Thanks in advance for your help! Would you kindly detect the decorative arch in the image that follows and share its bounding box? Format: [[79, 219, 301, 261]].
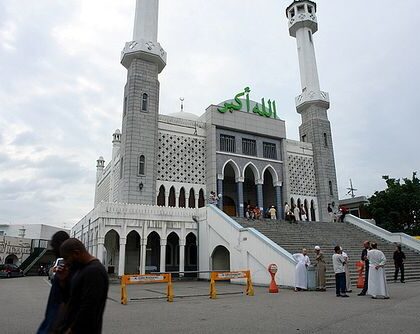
[[157, 185, 166, 206], [179, 187, 186, 208], [242, 162, 260, 181], [188, 188, 195, 208], [125, 230, 141, 274], [185, 232, 198, 276], [5, 254, 18, 265], [166, 232, 180, 271], [211, 245, 230, 271], [104, 229, 120, 273], [146, 231, 161, 272], [222, 159, 240, 180], [261, 165, 279, 185], [198, 189, 205, 208], [147, 230, 162, 239], [168, 186, 176, 207]]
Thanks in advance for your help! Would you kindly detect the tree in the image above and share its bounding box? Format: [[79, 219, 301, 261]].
[[365, 172, 420, 235]]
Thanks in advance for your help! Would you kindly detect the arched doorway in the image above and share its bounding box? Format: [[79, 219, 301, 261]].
[[222, 163, 237, 216], [211, 245, 230, 271], [157, 185, 165, 206], [166, 232, 179, 272], [179, 188, 186, 208], [198, 189, 205, 208], [146, 232, 160, 273], [188, 188, 195, 208], [168, 187, 176, 207], [104, 229, 120, 275], [185, 233, 197, 277], [5, 254, 18, 265], [263, 168, 276, 213], [125, 231, 140, 274], [244, 165, 257, 209]]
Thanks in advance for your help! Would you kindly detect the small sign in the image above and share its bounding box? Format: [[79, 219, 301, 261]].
[[217, 272, 247, 279], [129, 275, 164, 282]]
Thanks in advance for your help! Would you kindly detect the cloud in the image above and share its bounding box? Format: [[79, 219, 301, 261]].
[[0, 0, 419, 227]]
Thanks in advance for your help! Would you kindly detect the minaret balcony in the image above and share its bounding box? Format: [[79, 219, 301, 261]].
[[288, 12, 318, 37], [121, 39, 167, 73], [295, 90, 329, 113]]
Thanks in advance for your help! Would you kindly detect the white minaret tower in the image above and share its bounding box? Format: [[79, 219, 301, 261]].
[[117, 0, 166, 204], [286, 0, 339, 221]]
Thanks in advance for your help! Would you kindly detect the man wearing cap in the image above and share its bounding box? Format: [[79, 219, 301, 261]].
[[314, 246, 326, 291]]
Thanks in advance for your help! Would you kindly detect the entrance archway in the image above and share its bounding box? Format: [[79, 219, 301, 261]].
[[244, 165, 257, 209], [146, 232, 161, 273], [104, 229, 120, 274], [185, 233, 197, 277], [222, 163, 237, 216], [166, 232, 179, 272], [5, 254, 18, 265], [211, 245, 230, 271], [263, 168, 276, 213], [125, 231, 140, 274]]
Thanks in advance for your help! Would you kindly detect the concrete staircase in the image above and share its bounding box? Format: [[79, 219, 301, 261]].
[[237, 219, 420, 288]]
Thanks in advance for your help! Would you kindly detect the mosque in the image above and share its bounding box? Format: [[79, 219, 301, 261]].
[[72, 0, 340, 286]]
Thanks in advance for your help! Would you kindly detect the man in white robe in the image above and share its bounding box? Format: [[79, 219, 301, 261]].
[[367, 243, 390, 299], [293, 248, 310, 291]]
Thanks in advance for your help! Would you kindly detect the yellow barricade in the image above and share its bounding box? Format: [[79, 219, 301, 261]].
[[121, 274, 174, 304], [209, 270, 254, 299]]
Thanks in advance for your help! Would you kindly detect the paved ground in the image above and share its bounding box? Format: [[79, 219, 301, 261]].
[[0, 276, 419, 333]]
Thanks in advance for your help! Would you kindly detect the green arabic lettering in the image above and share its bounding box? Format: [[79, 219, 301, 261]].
[[272, 100, 277, 119], [245, 87, 251, 112], [265, 99, 273, 118]]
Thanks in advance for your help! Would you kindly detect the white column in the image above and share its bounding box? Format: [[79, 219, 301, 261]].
[[175, 192, 180, 207], [160, 239, 167, 273], [195, 195, 199, 209], [118, 238, 127, 276], [179, 239, 185, 277], [97, 239, 105, 265], [140, 239, 147, 274]]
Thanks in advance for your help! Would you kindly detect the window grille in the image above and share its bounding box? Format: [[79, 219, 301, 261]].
[[220, 134, 236, 153], [242, 138, 257, 156]]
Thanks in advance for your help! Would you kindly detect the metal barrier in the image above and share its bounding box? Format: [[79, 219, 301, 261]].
[[209, 270, 254, 299], [121, 274, 174, 304]]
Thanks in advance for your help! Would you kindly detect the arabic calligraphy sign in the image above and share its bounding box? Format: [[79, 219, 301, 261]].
[[217, 87, 277, 119]]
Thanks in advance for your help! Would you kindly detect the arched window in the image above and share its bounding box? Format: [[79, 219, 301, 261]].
[[157, 185, 166, 206], [198, 189, 205, 208], [138, 155, 145, 175], [188, 188, 195, 208], [141, 93, 148, 112], [168, 187, 176, 207]]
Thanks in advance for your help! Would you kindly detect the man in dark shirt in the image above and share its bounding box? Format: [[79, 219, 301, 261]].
[[60, 238, 109, 334], [37, 231, 69, 334], [393, 245, 406, 283], [358, 240, 371, 296]]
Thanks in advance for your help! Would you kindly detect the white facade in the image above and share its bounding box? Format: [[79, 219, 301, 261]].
[[0, 236, 32, 265], [0, 223, 69, 240]]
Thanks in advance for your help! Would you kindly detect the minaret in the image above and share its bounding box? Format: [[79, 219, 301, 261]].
[[118, 0, 166, 204], [286, 0, 339, 221], [94, 156, 105, 206]]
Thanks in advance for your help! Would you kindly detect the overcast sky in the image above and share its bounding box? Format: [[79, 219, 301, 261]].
[[1, 0, 419, 228]]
